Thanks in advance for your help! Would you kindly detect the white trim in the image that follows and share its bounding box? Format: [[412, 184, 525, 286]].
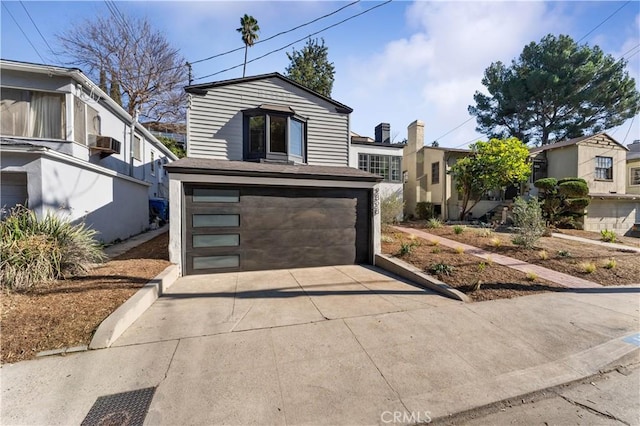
[[169, 172, 377, 189], [2, 145, 151, 186]]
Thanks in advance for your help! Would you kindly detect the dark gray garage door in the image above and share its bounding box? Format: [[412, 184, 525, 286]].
[[184, 184, 371, 275]]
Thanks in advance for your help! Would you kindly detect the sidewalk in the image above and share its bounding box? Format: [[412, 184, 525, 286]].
[[103, 224, 169, 259], [394, 226, 602, 289], [552, 232, 640, 253]]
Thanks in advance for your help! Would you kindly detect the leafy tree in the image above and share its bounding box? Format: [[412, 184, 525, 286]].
[[57, 15, 187, 123], [534, 177, 590, 228], [237, 14, 260, 78], [469, 34, 640, 145], [511, 197, 546, 249], [158, 136, 186, 159], [448, 137, 531, 220], [285, 38, 335, 97]]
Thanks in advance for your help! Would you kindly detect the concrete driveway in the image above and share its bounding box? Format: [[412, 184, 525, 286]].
[[2, 266, 638, 425]]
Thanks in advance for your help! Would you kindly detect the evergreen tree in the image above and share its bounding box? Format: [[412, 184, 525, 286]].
[[285, 38, 335, 97]]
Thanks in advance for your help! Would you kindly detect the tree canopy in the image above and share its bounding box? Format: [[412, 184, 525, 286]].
[[448, 137, 531, 220], [237, 14, 260, 78], [469, 34, 640, 145], [285, 38, 335, 97], [57, 15, 187, 123]]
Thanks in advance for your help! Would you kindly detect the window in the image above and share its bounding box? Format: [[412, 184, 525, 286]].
[[357, 154, 402, 183], [73, 97, 101, 145], [133, 136, 141, 160], [243, 107, 306, 162], [631, 167, 640, 186], [150, 151, 155, 175], [431, 162, 440, 184], [1, 88, 65, 139], [595, 156, 613, 180]]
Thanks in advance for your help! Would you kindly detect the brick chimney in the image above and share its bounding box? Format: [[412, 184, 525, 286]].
[[375, 123, 391, 144]]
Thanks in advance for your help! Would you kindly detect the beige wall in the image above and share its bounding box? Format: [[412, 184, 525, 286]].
[[402, 120, 424, 217], [576, 140, 627, 194], [546, 145, 578, 181], [584, 199, 639, 235], [626, 158, 640, 195]]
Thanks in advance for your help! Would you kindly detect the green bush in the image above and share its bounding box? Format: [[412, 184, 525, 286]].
[[380, 193, 404, 225], [416, 202, 435, 220], [453, 225, 465, 234], [426, 218, 443, 228], [534, 176, 590, 229], [533, 177, 558, 191], [558, 180, 589, 197], [0, 206, 106, 291], [510, 197, 546, 249], [600, 229, 617, 243], [429, 262, 454, 276]]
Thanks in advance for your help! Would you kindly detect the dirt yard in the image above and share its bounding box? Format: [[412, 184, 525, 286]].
[[1, 232, 170, 365]]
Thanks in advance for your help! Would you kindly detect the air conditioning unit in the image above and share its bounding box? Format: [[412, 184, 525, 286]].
[[89, 135, 121, 155]]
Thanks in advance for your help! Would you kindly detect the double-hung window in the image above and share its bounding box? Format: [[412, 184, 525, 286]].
[[1, 87, 65, 139], [243, 104, 306, 163], [595, 156, 613, 180], [630, 167, 640, 186]]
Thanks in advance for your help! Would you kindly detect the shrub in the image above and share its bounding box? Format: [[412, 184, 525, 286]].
[[381, 234, 395, 243], [557, 250, 571, 257], [0, 206, 105, 291], [429, 262, 454, 276], [485, 256, 494, 265], [430, 239, 440, 246], [538, 250, 549, 260], [600, 229, 617, 243], [603, 258, 617, 269], [490, 237, 503, 247], [426, 218, 443, 229], [416, 202, 435, 220], [579, 262, 597, 274], [455, 246, 465, 254], [525, 271, 538, 281], [381, 193, 404, 225], [534, 177, 590, 229], [477, 262, 487, 272], [476, 228, 493, 238], [431, 247, 441, 254], [453, 225, 465, 234], [510, 197, 546, 249]]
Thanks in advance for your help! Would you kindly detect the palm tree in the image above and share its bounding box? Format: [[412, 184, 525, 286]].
[[236, 14, 260, 78]]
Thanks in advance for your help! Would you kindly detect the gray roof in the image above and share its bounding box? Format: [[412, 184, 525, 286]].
[[351, 140, 406, 148], [165, 158, 382, 182], [185, 72, 353, 114]]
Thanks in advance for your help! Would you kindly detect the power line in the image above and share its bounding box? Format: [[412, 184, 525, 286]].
[[2, 2, 46, 63], [577, 1, 630, 43], [622, 113, 637, 144], [19, 1, 55, 56], [190, 0, 361, 65], [432, 117, 475, 143], [194, 0, 393, 82]]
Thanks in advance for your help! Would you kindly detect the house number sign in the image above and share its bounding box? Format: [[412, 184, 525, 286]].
[[373, 188, 380, 216]]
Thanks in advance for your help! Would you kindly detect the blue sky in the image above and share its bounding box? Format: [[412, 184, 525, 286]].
[[2, 0, 639, 147]]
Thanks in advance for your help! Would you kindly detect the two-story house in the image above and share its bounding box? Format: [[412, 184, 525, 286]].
[[0, 59, 178, 243], [166, 73, 381, 276]]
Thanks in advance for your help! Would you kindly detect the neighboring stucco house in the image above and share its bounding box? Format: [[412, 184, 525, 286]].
[[0, 59, 178, 243], [350, 123, 404, 199], [402, 120, 502, 220], [167, 73, 381, 275], [530, 133, 639, 235], [627, 140, 640, 196]]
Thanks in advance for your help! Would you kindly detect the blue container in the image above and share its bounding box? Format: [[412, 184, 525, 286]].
[[149, 198, 169, 224]]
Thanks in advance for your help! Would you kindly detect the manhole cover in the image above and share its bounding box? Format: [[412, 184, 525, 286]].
[[81, 387, 156, 426]]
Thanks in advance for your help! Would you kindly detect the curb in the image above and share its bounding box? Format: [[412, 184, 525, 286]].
[[374, 253, 471, 302], [89, 264, 179, 349]]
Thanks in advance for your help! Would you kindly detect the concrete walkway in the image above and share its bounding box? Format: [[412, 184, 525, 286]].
[[2, 266, 638, 425], [395, 226, 602, 289], [552, 232, 640, 253], [103, 225, 169, 259]]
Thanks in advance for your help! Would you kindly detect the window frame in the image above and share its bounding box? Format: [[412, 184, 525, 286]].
[[431, 162, 440, 185], [242, 106, 307, 163], [1, 87, 66, 140], [357, 153, 402, 183], [133, 135, 142, 161], [595, 156, 613, 181], [630, 167, 640, 186]]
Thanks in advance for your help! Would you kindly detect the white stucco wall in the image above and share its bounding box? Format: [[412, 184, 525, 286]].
[[349, 143, 404, 199]]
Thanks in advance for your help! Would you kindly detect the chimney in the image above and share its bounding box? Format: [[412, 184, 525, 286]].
[[628, 140, 640, 152], [375, 123, 391, 144]]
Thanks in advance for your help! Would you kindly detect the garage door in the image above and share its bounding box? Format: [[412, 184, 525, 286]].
[[0, 172, 28, 210], [184, 184, 371, 275]]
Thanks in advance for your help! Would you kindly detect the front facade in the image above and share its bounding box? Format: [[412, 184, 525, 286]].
[[0, 59, 178, 243], [171, 74, 380, 276], [349, 123, 404, 199]]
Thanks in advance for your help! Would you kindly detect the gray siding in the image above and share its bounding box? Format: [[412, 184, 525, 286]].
[[188, 78, 349, 166]]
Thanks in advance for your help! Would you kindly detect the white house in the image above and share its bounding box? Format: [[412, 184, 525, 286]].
[[0, 59, 178, 243]]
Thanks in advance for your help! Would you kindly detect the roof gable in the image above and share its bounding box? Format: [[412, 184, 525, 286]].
[[529, 133, 628, 154], [185, 72, 352, 113]]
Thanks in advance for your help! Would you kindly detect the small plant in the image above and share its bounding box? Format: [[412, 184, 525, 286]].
[[416, 202, 435, 220], [426, 218, 443, 229], [525, 271, 538, 281], [538, 250, 549, 260], [431, 247, 441, 254], [380, 193, 405, 225], [603, 258, 617, 269], [455, 246, 465, 254], [430, 239, 440, 246], [477, 262, 487, 272], [557, 250, 571, 257], [490, 237, 503, 247], [579, 262, 597, 274], [476, 228, 493, 238], [399, 242, 414, 256], [510, 197, 546, 249], [429, 262, 454, 276], [381, 234, 395, 243], [453, 225, 465, 234], [600, 229, 617, 243], [485, 256, 494, 266]]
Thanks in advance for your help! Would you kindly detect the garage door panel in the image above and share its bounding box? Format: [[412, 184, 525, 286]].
[[184, 184, 371, 274]]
